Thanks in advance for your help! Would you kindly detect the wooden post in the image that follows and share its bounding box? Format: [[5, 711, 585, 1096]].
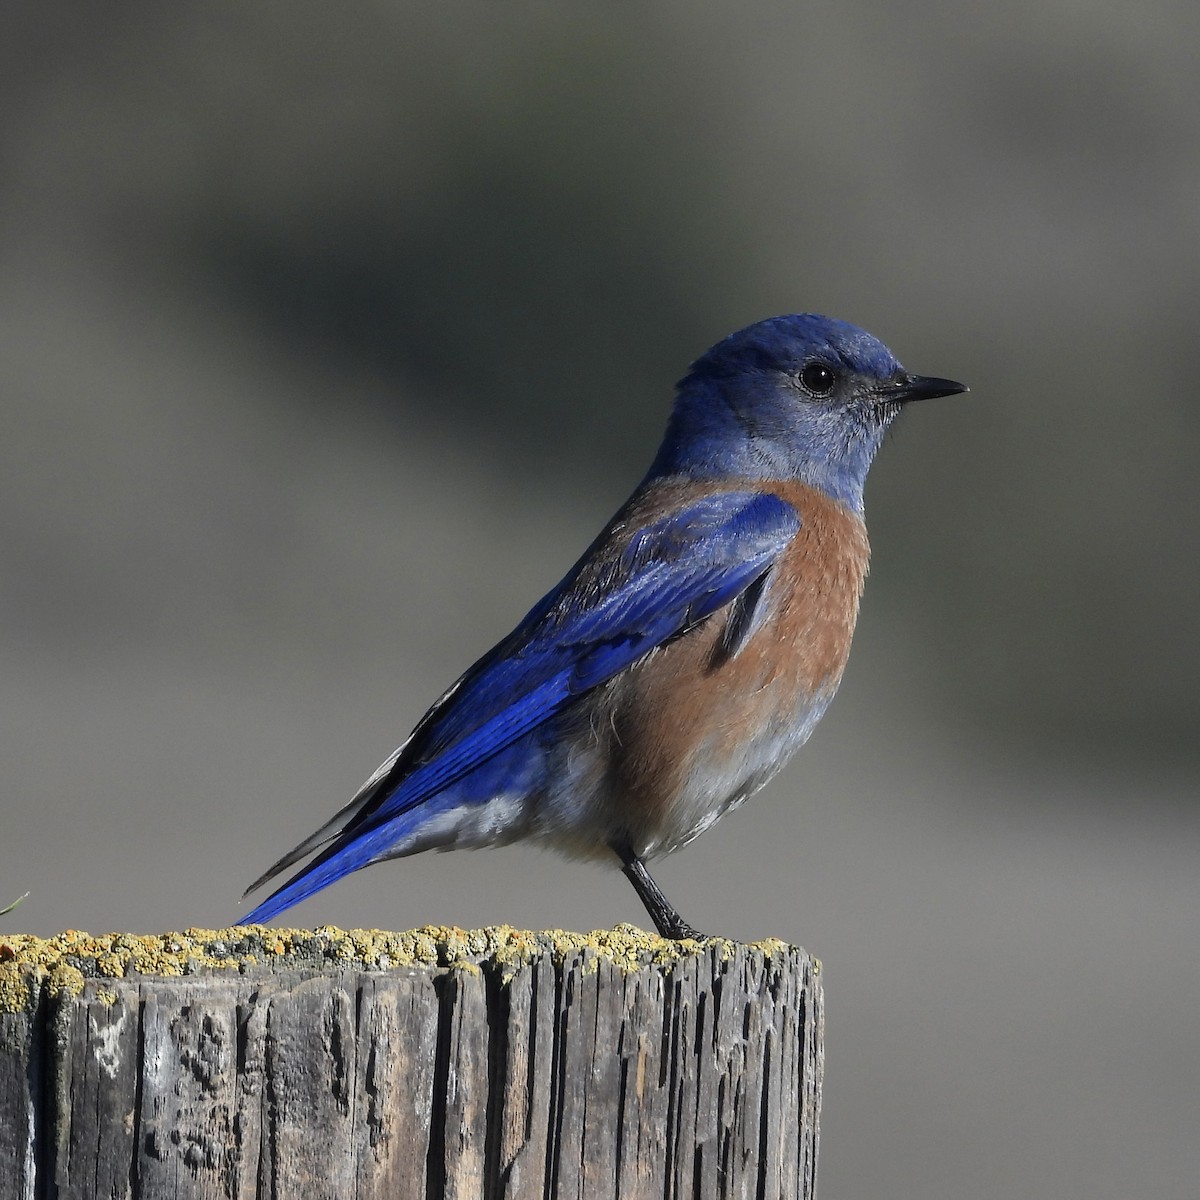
[[0, 925, 822, 1199]]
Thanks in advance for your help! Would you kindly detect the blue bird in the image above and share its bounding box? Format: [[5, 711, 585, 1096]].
[[241, 314, 965, 938]]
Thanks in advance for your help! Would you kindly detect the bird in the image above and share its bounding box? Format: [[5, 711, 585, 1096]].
[[241, 314, 965, 938]]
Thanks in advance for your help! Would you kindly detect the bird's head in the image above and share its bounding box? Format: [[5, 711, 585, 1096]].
[[647, 314, 966, 512]]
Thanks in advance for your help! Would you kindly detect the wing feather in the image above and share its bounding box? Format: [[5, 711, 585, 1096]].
[[240, 489, 800, 922]]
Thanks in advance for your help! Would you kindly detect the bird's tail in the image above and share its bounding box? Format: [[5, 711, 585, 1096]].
[[238, 799, 442, 925]]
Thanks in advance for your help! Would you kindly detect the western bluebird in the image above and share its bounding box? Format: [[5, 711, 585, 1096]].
[[241, 314, 965, 938]]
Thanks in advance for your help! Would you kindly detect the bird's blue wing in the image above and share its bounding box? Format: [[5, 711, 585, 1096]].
[[367, 490, 800, 813], [241, 489, 799, 922]]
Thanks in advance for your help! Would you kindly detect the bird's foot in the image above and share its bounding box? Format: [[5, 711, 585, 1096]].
[[612, 838, 711, 942], [651, 913, 709, 942]]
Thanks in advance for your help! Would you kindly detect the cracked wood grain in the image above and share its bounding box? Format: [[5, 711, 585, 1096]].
[[0, 938, 821, 1199]]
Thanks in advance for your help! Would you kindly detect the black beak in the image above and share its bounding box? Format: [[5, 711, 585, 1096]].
[[880, 374, 969, 404]]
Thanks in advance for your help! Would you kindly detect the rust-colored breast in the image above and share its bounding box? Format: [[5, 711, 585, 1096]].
[[755, 479, 871, 693], [598, 479, 870, 849]]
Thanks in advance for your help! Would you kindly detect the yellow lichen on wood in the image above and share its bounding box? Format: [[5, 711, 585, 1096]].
[[0, 923, 801, 1012]]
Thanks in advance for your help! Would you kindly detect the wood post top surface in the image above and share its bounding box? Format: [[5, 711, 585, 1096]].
[[1, 923, 815, 1013]]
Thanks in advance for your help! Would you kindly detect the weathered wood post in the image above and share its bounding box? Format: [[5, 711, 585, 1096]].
[[0, 925, 822, 1199]]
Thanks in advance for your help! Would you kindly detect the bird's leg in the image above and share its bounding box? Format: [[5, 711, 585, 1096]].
[[611, 839, 707, 941]]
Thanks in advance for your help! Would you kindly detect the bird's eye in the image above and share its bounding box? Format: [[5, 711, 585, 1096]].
[[798, 361, 837, 396]]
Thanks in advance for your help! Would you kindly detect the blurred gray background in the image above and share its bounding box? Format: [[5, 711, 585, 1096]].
[[2, 4, 1197, 1197]]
